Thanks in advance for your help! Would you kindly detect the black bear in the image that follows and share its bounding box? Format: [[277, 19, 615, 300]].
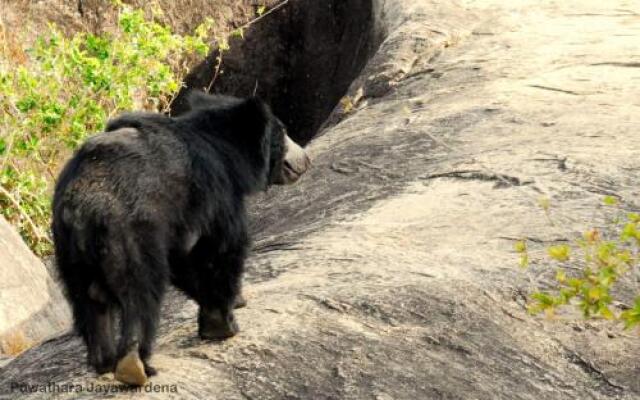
[[52, 92, 310, 386]]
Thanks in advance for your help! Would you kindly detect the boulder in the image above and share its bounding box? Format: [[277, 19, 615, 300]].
[[0, 217, 69, 359]]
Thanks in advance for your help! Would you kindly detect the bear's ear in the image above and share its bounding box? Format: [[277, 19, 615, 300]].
[[231, 97, 270, 138]]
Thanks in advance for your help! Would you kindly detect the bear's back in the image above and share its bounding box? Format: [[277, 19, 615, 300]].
[[54, 125, 191, 225]]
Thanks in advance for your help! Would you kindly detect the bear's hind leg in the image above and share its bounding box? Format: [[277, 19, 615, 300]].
[[112, 242, 167, 385], [75, 299, 117, 374], [85, 282, 117, 374], [115, 301, 161, 380], [113, 295, 146, 386], [138, 300, 161, 377]]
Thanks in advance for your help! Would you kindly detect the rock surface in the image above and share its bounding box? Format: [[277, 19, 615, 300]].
[[1, 0, 639, 398], [0, 217, 69, 358]]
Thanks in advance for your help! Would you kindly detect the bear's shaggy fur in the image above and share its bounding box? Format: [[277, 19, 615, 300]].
[[52, 92, 309, 384]]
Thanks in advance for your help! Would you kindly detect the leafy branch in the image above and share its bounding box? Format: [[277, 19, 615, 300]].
[[517, 196, 640, 329]]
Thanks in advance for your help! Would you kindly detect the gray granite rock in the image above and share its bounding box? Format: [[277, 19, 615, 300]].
[[0, 217, 70, 358], [1, 0, 638, 398]]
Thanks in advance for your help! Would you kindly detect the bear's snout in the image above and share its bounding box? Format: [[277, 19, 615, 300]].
[[281, 135, 311, 184]]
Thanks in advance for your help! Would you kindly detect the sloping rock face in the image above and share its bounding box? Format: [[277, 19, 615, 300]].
[[1, 0, 639, 398], [0, 217, 69, 358]]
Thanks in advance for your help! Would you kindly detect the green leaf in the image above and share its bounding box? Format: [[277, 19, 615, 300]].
[[548, 245, 570, 261], [531, 292, 556, 308], [567, 278, 583, 289], [603, 195, 618, 206], [514, 240, 527, 253], [628, 212, 640, 223], [519, 253, 529, 269], [85, 34, 110, 60], [232, 28, 244, 39], [621, 297, 640, 329], [218, 38, 230, 52], [621, 222, 639, 242], [16, 97, 38, 113], [538, 196, 550, 211], [599, 305, 615, 320], [559, 288, 577, 303]]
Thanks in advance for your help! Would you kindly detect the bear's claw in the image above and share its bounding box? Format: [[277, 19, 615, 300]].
[[234, 293, 247, 309]]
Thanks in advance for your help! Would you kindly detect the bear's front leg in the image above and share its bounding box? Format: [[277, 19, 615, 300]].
[[195, 245, 246, 340], [198, 307, 239, 339]]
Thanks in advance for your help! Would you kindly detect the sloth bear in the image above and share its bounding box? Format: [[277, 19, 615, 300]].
[[52, 92, 310, 385]]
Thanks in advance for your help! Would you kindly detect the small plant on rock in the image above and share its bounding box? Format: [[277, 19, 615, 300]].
[[517, 196, 640, 329]]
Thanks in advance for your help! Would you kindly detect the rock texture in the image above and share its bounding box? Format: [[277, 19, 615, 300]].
[[0, 217, 69, 358], [1, 0, 639, 398]]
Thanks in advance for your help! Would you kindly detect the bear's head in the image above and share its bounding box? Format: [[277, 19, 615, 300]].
[[265, 117, 311, 185], [185, 91, 311, 188]]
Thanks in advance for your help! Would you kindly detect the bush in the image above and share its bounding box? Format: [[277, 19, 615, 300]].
[[0, 5, 213, 255], [517, 196, 640, 329]]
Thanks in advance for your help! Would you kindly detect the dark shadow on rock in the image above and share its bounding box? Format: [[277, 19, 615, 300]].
[[171, 0, 386, 145]]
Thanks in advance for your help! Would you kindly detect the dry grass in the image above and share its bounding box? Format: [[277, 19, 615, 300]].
[[0, 330, 32, 356], [0, 21, 27, 65], [1, 0, 280, 45]]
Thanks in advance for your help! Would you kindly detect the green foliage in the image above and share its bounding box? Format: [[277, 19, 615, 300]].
[[547, 244, 570, 262], [0, 5, 213, 255], [520, 197, 640, 329], [514, 240, 529, 268]]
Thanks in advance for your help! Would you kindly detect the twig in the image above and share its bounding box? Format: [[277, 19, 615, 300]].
[[0, 11, 7, 60], [0, 184, 51, 244], [423, 169, 531, 187], [0, 120, 16, 174], [238, 0, 290, 31], [0, 105, 49, 244], [206, 51, 224, 92], [528, 84, 582, 96], [498, 236, 569, 244]]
